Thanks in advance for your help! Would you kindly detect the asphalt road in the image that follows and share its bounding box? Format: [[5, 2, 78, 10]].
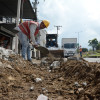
[[84, 58, 100, 63]]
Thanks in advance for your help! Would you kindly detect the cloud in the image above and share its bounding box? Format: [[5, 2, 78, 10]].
[[32, 0, 100, 48]]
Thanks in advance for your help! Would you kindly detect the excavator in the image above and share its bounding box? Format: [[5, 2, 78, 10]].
[[45, 34, 64, 58]]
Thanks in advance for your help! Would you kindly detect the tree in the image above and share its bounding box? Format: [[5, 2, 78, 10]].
[[88, 38, 98, 51], [96, 42, 100, 50]]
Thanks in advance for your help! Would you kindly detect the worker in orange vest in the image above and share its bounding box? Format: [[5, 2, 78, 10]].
[[79, 45, 82, 57], [15, 20, 50, 63]]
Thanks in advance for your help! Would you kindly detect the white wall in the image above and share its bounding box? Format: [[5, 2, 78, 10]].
[[33, 29, 47, 58], [38, 29, 47, 47]]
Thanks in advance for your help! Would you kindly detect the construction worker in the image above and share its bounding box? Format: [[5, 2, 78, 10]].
[[15, 20, 50, 63], [79, 45, 82, 57]]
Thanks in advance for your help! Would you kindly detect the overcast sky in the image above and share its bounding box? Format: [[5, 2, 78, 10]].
[[31, 0, 100, 48]]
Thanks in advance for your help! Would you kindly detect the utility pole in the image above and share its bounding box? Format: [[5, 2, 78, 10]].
[[78, 32, 79, 47], [32, 0, 39, 21], [54, 25, 62, 46], [54, 26, 62, 36]]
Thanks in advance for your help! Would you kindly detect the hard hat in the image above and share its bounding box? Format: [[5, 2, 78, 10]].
[[42, 20, 50, 28]]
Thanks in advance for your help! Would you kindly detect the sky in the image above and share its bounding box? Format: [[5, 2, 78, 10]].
[[31, 0, 100, 49]]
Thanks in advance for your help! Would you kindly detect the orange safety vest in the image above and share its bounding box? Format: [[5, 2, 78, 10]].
[[18, 21, 39, 39], [80, 48, 82, 52]]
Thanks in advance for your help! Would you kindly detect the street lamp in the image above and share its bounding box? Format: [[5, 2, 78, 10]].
[[75, 31, 82, 48]]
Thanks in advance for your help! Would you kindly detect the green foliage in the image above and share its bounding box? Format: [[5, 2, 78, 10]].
[[96, 50, 100, 53], [88, 38, 98, 51], [82, 48, 88, 52], [96, 42, 100, 50]]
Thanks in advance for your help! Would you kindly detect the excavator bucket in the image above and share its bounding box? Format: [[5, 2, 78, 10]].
[[35, 46, 49, 55]]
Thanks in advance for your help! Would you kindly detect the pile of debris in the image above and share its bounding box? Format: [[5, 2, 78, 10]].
[[58, 60, 100, 99], [0, 47, 14, 60], [0, 54, 100, 100]]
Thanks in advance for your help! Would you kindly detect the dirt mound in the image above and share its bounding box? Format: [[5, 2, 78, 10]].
[[57, 60, 100, 99], [0, 55, 100, 100]]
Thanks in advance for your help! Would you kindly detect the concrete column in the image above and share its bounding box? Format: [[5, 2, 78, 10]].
[[15, 0, 21, 53]]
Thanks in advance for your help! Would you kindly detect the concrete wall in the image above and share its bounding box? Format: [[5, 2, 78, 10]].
[[33, 29, 47, 59]]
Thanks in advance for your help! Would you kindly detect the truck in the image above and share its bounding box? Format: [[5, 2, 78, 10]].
[[62, 38, 77, 57]]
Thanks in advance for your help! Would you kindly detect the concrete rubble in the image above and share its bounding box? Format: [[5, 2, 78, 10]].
[[37, 94, 48, 100], [0, 47, 14, 60]]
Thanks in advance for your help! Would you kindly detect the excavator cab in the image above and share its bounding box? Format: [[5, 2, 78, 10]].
[[46, 34, 58, 47]]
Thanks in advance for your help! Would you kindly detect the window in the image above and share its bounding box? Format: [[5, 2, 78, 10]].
[[64, 43, 76, 48]]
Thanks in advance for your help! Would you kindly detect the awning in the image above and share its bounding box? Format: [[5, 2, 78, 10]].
[[0, 23, 18, 37], [0, 0, 37, 20]]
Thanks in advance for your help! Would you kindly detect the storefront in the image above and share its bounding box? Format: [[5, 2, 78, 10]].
[[0, 0, 37, 51], [0, 24, 17, 49]]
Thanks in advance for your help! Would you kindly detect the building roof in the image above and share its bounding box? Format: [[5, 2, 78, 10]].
[[0, 0, 37, 20], [0, 23, 18, 37]]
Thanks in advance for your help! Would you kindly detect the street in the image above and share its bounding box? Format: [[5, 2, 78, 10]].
[[84, 58, 100, 63]]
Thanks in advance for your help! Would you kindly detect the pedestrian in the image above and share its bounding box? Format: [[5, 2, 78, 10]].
[[79, 45, 82, 57], [15, 20, 50, 64]]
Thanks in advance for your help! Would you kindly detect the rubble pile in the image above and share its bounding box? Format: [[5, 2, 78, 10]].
[[0, 55, 100, 100], [58, 60, 100, 99], [0, 47, 14, 60]]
